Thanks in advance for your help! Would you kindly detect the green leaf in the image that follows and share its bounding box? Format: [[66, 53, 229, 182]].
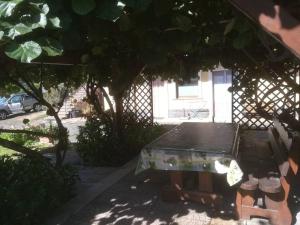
[[47, 0, 63, 13], [172, 15, 192, 32], [142, 50, 167, 66], [0, 1, 20, 17], [31, 13, 47, 29], [5, 41, 42, 63], [121, 0, 152, 10], [96, 0, 123, 21], [38, 38, 63, 56], [59, 13, 72, 29], [233, 32, 253, 49], [118, 14, 132, 31], [29, 3, 49, 14], [62, 30, 82, 50], [81, 54, 90, 63], [91, 46, 103, 56], [0, 21, 12, 29], [48, 17, 61, 28], [7, 23, 32, 39], [224, 18, 236, 35], [153, 0, 172, 16], [72, 0, 96, 15]]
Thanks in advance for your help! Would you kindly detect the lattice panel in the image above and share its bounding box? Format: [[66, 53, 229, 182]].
[[123, 75, 153, 125], [232, 72, 295, 130]]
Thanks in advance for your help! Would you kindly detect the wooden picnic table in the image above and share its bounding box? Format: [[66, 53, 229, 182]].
[[136, 122, 242, 206]]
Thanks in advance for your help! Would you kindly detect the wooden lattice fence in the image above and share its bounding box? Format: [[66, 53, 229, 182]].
[[123, 75, 153, 125], [232, 72, 296, 129]]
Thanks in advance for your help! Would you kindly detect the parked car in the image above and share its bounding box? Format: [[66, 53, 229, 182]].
[[0, 97, 6, 104], [0, 93, 43, 120]]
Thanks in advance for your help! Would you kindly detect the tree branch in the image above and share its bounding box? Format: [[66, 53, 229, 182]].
[[0, 137, 45, 159]]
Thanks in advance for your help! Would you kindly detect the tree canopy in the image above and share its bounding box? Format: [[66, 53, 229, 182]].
[[0, 0, 299, 134]]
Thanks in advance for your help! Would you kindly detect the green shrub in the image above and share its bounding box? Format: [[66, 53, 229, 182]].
[[0, 132, 38, 148], [0, 124, 59, 153], [0, 156, 77, 225], [77, 113, 165, 166]]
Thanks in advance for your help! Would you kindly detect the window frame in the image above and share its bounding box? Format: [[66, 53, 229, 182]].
[[176, 77, 199, 99]]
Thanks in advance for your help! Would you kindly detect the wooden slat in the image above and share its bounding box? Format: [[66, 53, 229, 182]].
[[289, 135, 300, 175], [273, 119, 292, 150], [268, 128, 289, 177]]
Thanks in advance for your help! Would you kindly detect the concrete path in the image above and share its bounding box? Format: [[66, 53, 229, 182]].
[[46, 159, 137, 225]]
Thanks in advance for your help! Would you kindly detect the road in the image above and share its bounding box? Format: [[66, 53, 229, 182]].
[[0, 111, 47, 129], [0, 112, 86, 143]]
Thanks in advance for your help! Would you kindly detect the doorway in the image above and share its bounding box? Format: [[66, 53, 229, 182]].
[[212, 70, 232, 123]]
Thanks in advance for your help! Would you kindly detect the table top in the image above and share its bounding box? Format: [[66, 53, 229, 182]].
[[146, 122, 239, 156], [136, 122, 242, 186]]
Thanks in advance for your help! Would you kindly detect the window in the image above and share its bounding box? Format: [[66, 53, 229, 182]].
[[176, 77, 199, 98], [213, 70, 232, 84], [24, 95, 33, 101], [10, 95, 22, 103]]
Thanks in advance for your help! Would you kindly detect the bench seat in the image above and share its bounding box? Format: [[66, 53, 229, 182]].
[[236, 121, 299, 225]]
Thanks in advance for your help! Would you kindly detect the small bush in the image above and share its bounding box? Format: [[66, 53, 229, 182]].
[[0, 156, 77, 225], [0, 132, 38, 148], [77, 113, 165, 166], [0, 124, 59, 152]]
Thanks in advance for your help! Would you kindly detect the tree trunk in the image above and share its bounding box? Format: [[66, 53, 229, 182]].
[[51, 109, 69, 167], [114, 94, 124, 139]]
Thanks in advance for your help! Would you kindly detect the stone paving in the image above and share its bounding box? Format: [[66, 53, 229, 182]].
[[64, 171, 239, 225]]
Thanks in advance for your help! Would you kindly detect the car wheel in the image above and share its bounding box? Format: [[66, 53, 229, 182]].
[[0, 111, 8, 120], [33, 104, 43, 112]]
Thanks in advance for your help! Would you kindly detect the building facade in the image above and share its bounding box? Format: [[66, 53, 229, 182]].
[[153, 68, 232, 124]]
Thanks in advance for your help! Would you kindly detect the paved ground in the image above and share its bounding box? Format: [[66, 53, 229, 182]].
[[75, 166, 117, 196], [58, 130, 300, 225], [0, 111, 86, 143], [63, 171, 239, 225], [0, 111, 47, 128]]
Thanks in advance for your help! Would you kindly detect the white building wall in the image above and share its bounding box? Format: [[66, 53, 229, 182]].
[[153, 70, 214, 123], [152, 79, 169, 119], [200, 70, 213, 121]]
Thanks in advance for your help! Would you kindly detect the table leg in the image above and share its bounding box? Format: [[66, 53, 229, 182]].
[[161, 171, 222, 206], [185, 172, 222, 207], [161, 171, 184, 202], [198, 172, 213, 192], [170, 171, 183, 190]]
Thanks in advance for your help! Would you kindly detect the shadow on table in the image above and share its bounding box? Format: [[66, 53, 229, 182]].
[[65, 170, 237, 225]]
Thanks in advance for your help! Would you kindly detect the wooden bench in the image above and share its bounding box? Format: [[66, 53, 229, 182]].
[[236, 120, 300, 225]]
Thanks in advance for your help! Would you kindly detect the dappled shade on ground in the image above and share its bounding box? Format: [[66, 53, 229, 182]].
[[64, 170, 237, 225]]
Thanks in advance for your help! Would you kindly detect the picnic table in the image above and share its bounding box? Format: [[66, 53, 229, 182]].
[[136, 122, 243, 205]]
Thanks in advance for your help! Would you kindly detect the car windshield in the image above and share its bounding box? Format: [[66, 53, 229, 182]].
[[0, 97, 6, 104]]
